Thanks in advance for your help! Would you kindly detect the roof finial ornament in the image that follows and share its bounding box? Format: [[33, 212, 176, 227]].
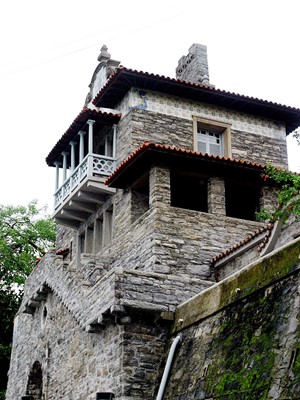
[[97, 44, 111, 62]]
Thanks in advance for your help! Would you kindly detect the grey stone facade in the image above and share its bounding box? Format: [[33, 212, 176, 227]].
[[6, 45, 300, 399], [164, 237, 300, 399]]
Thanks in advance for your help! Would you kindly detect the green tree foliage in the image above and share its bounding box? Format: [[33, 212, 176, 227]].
[[0, 201, 56, 399], [0, 201, 56, 291], [258, 131, 300, 222]]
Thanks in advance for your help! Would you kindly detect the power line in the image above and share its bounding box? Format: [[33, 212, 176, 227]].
[[0, 8, 184, 78]]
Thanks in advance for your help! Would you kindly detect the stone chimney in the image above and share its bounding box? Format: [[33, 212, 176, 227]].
[[176, 43, 213, 86]]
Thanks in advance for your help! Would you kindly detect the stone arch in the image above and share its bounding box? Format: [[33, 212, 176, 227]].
[[26, 361, 43, 400]]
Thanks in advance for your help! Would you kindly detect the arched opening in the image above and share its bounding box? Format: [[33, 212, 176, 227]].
[[26, 361, 43, 400]]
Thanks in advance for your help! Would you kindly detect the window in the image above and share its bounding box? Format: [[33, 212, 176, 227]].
[[131, 172, 149, 222], [197, 129, 223, 156], [95, 126, 114, 157], [78, 208, 113, 257], [193, 117, 232, 157], [225, 180, 260, 221], [94, 217, 103, 253], [171, 171, 208, 212]]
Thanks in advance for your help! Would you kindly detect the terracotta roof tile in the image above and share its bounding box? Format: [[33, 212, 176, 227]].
[[211, 224, 273, 264], [46, 108, 121, 166], [92, 67, 300, 134], [105, 141, 266, 187], [56, 248, 70, 256]]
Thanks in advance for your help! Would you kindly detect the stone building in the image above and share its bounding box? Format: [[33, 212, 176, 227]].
[[6, 44, 300, 399]]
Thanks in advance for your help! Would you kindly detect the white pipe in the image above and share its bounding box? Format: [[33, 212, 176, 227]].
[[156, 335, 181, 400]]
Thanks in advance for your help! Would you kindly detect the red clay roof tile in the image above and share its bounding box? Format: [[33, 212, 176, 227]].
[[46, 108, 121, 166], [105, 141, 266, 187], [92, 67, 300, 134]]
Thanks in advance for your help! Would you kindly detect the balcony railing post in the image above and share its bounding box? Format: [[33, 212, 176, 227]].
[[78, 131, 86, 163], [53, 154, 116, 210], [61, 151, 69, 181], [54, 161, 61, 191], [87, 154, 93, 176], [87, 120, 95, 154], [69, 141, 77, 172]]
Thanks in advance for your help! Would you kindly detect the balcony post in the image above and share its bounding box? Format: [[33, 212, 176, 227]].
[[54, 161, 61, 191], [61, 151, 69, 181], [69, 141, 77, 172], [78, 131, 86, 163], [87, 120, 95, 154]]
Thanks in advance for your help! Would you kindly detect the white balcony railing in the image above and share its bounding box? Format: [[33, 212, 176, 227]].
[[54, 153, 116, 209]]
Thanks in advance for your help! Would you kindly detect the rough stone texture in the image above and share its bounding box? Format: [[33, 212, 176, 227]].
[[118, 106, 288, 168], [6, 46, 295, 399], [176, 43, 211, 85], [208, 177, 226, 215], [231, 128, 288, 168], [259, 186, 278, 215], [163, 239, 300, 399], [117, 91, 288, 168], [275, 214, 300, 250], [214, 244, 262, 282], [7, 296, 124, 400]]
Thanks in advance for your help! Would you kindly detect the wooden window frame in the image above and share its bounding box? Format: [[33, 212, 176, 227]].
[[193, 117, 232, 158]]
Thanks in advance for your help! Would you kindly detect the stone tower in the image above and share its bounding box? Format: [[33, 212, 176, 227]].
[[6, 45, 300, 400]]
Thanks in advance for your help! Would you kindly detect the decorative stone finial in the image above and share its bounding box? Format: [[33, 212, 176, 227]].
[[97, 45, 111, 62]]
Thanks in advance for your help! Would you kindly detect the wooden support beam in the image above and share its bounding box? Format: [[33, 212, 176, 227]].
[[68, 199, 97, 214], [54, 217, 80, 229], [77, 190, 106, 204], [60, 209, 88, 222]]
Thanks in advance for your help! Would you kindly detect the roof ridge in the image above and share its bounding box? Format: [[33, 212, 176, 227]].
[[212, 223, 273, 264]]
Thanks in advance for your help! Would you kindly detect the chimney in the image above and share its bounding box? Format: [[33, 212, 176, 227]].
[[176, 44, 213, 86]]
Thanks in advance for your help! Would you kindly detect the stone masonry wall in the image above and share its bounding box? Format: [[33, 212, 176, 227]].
[[94, 165, 266, 283], [55, 91, 288, 267], [127, 108, 287, 168], [7, 294, 171, 400], [231, 129, 288, 167], [6, 255, 183, 399], [117, 91, 288, 168], [56, 163, 266, 283], [163, 239, 300, 399], [6, 292, 123, 400]]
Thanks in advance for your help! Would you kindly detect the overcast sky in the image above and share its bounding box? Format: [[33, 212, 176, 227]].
[[0, 0, 299, 210]]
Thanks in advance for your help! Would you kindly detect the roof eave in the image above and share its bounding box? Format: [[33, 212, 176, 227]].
[[46, 108, 121, 166], [92, 68, 300, 135], [106, 143, 266, 189]]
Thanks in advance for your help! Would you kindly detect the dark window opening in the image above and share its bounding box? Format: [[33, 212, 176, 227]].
[[131, 173, 150, 222], [94, 126, 114, 157], [171, 172, 208, 212], [69, 241, 73, 261], [26, 361, 43, 400], [80, 233, 85, 254], [94, 217, 103, 253], [96, 393, 115, 400], [225, 180, 260, 221]]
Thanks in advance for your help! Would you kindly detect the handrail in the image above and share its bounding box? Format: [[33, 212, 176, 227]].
[[54, 153, 116, 208]]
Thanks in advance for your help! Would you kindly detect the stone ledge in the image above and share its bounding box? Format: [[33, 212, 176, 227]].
[[172, 237, 300, 333]]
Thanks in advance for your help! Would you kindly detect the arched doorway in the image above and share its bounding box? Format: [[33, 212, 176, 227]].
[[26, 361, 43, 400]]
